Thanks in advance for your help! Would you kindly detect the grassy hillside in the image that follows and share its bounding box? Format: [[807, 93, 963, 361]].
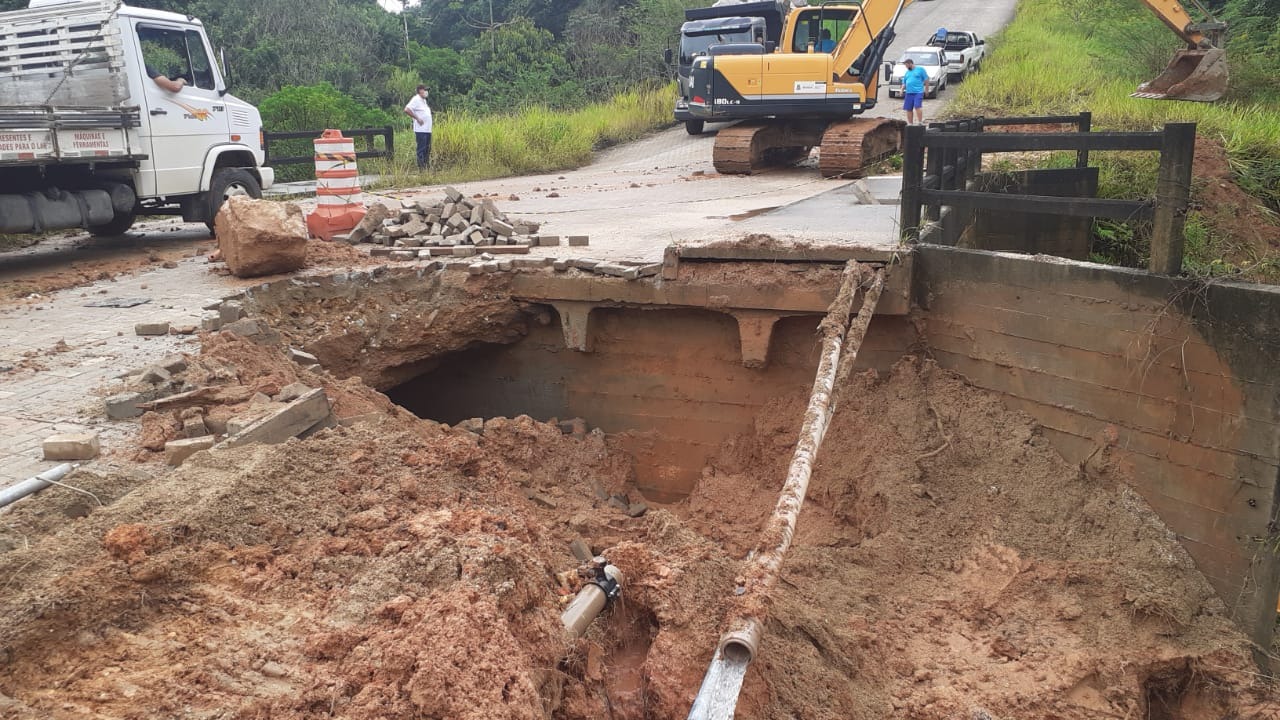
[[362, 83, 674, 187], [945, 0, 1280, 281]]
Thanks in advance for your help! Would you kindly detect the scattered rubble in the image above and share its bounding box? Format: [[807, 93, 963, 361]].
[[352, 187, 560, 251]]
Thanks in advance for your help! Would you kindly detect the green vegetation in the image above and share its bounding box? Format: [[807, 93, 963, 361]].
[[364, 82, 673, 188], [946, 0, 1280, 280]]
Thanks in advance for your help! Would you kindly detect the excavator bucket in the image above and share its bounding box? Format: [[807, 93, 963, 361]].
[[1132, 47, 1228, 102]]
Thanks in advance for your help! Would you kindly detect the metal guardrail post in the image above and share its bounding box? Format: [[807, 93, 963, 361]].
[[1149, 122, 1197, 275], [900, 124, 926, 243], [1077, 111, 1092, 168]]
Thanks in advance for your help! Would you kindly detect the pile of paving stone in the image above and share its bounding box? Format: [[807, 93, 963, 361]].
[[344, 186, 575, 252]]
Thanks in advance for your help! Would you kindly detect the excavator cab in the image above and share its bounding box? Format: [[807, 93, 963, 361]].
[[1132, 2, 1229, 102]]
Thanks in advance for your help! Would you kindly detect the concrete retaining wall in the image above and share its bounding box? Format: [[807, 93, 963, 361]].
[[914, 245, 1280, 655], [390, 308, 915, 502]]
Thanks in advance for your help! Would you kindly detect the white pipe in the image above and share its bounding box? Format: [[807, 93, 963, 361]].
[[0, 463, 75, 508], [689, 263, 886, 720]]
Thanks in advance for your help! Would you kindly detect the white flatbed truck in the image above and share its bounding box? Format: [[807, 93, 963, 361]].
[[0, 0, 273, 237]]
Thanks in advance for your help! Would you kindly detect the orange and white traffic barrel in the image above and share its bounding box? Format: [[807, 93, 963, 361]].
[[305, 129, 367, 240]]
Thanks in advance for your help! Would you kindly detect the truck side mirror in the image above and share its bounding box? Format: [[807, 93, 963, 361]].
[[664, 48, 673, 65], [977, 39, 984, 45], [882, 61, 892, 82], [218, 47, 231, 95], [765, 41, 776, 52]]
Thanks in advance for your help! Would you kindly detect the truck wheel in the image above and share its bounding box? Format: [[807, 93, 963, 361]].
[[88, 208, 137, 237], [205, 168, 262, 234], [685, 119, 705, 136]]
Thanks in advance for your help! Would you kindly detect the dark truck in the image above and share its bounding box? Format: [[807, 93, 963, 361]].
[[668, 0, 789, 135]]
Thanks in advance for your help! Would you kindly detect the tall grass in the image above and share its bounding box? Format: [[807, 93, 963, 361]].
[[945, 0, 1280, 279], [364, 83, 673, 188]]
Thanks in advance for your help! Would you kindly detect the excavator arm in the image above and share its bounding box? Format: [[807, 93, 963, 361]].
[[1133, 0, 1228, 101]]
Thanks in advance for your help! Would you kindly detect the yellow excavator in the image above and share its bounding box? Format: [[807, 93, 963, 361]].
[[688, 0, 908, 177], [687, 0, 1229, 177], [1135, 0, 1229, 101]]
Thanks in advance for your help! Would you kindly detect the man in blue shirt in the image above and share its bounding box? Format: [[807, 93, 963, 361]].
[[901, 58, 929, 125], [817, 29, 836, 53]]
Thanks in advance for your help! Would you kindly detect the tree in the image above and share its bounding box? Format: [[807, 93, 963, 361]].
[[461, 17, 581, 111]]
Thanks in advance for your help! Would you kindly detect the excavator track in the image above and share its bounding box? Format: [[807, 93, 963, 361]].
[[711, 118, 905, 178], [712, 121, 817, 175], [817, 117, 906, 179]]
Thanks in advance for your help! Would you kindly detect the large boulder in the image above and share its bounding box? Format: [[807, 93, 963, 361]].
[[215, 196, 308, 278]]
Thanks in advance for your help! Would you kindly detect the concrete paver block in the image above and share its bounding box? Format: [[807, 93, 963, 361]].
[[287, 348, 318, 365], [165, 436, 216, 467], [537, 235, 560, 247], [105, 392, 145, 419], [568, 235, 589, 247], [135, 321, 170, 336], [200, 312, 222, 332], [43, 432, 100, 461], [219, 300, 245, 325]]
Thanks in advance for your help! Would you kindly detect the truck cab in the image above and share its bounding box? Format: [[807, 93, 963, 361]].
[[0, 0, 273, 236], [925, 29, 985, 78]]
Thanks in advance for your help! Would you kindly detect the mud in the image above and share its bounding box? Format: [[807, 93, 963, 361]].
[[0, 301, 1273, 720]]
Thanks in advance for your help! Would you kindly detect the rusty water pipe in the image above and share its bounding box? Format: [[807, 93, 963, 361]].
[[561, 556, 623, 639]]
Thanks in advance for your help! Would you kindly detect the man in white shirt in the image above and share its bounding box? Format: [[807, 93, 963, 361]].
[[403, 85, 433, 170]]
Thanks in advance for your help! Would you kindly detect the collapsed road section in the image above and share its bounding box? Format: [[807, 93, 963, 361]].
[[0, 243, 1277, 719]]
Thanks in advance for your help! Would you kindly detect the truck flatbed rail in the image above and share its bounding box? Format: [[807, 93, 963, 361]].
[[0, 104, 144, 165]]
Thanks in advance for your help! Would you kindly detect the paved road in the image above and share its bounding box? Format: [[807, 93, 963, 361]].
[[869, 0, 1016, 119]]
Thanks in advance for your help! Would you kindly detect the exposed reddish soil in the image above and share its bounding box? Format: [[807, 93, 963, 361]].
[[1191, 136, 1280, 277], [0, 334, 1273, 718]]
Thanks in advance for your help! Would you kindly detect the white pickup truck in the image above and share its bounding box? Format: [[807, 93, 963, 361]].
[[925, 29, 986, 79], [0, 0, 273, 237]]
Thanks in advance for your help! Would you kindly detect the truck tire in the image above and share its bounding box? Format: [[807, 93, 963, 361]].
[[685, 119, 705, 136], [88, 208, 137, 237], [205, 168, 262, 234]]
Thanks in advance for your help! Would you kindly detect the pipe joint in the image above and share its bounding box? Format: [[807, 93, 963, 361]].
[[584, 555, 623, 603]]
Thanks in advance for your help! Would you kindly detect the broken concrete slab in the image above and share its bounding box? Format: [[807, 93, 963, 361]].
[[105, 392, 145, 419], [219, 300, 245, 326], [275, 382, 311, 403], [139, 366, 172, 385], [222, 318, 262, 337], [346, 202, 390, 243], [43, 432, 100, 461], [221, 388, 331, 449], [287, 348, 318, 365], [165, 436, 216, 467], [158, 354, 188, 374]]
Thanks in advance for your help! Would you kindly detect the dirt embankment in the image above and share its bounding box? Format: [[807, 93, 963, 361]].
[[0, 338, 1273, 718]]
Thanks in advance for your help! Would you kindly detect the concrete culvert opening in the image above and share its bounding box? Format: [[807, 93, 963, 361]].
[[0, 266, 1272, 719]]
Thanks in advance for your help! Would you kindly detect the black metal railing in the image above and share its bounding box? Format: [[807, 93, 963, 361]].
[[261, 126, 394, 167], [900, 111, 1196, 274]]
